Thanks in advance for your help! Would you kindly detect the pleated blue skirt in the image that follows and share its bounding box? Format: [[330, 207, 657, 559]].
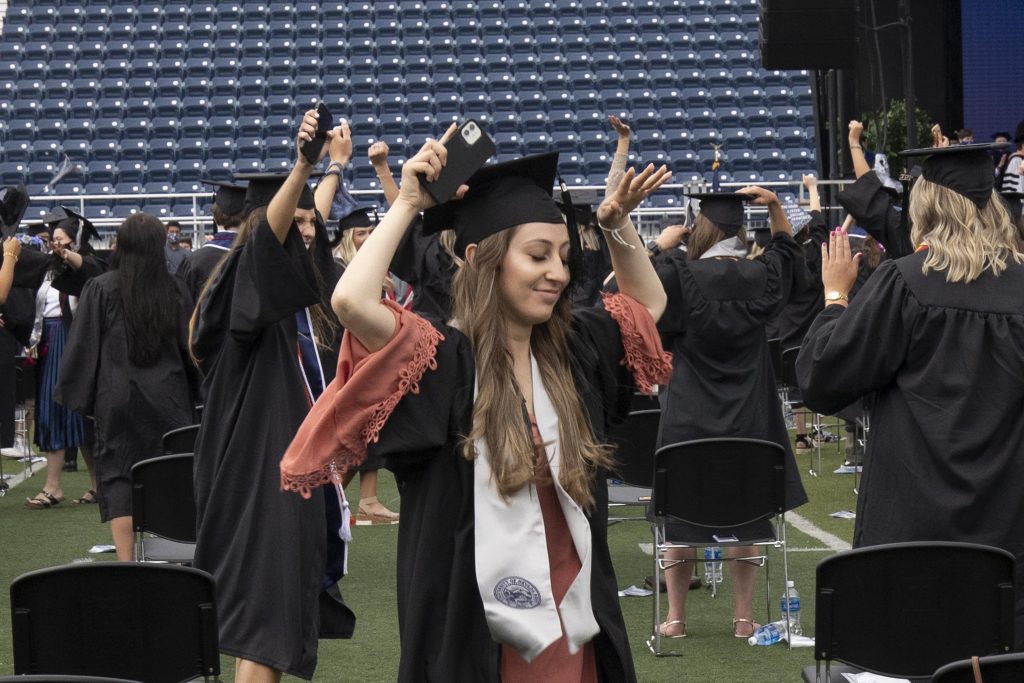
[[34, 318, 84, 452]]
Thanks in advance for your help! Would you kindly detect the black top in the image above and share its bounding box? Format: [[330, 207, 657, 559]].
[[796, 252, 1024, 648], [55, 271, 197, 479], [776, 210, 830, 349], [837, 173, 913, 258], [364, 301, 640, 682], [390, 216, 456, 320], [176, 244, 232, 303], [190, 220, 327, 679], [654, 234, 808, 511]]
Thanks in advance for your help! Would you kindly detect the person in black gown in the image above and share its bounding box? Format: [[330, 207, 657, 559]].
[[176, 179, 248, 302], [280, 138, 673, 681], [190, 109, 348, 681], [653, 188, 809, 640], [56, 213, 196, 560], [797, 143, 1024, 648]]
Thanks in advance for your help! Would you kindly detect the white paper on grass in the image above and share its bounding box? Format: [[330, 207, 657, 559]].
[[829, 510, 856, 519], [841, 673, 911, 683], [617, 585, 654, 597], [88, 544, 116, 554]]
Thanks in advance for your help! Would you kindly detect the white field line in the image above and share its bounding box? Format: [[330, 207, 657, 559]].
[[637, 512, 851, 557]]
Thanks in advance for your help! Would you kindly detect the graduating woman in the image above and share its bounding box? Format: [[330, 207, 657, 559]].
[[56, 214, 196, 560], [189, 110, 349, 682], [653, 188, 808, 640], [280, 132, 673, 681], [797, 143, 1024, 648]]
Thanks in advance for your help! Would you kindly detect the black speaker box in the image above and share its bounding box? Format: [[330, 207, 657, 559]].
[[760, 0, 859, 70]]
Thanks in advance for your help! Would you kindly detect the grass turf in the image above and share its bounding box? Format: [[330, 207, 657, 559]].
[[0, 422, 859, 681]]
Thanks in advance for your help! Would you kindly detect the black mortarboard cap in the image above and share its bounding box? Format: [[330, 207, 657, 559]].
[[337, 206, 377, 232], [999, 191, 1024, 224], [0, 184, 29, 239], [38, 206, 99, 244], [898, 143, 1010, 208], [555, 187, 600, 228], [201, 179, 248, 217], [422, 152, 563, 258], [684, 192, 754, 236], [234, 171, 318, 216]]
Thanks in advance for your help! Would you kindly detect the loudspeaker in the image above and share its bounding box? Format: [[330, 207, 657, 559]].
[[760, 0, 859, 70]]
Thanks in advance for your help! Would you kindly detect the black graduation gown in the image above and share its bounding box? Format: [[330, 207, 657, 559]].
[[54, 272, 196, 514], [390, 217, 455, 320], [0, 287, 33, 447], [9, 248, 107, 296], [654, 234, 808, 511], [177, 244, 232, 302], [795, 252, 1024, 648], [836, 173, 913, 258], [190, 220, 326, 679], [776, 211, 829, 350], [366, 301, 639, 682]]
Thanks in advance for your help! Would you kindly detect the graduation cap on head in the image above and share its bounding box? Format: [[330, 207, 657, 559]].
[[684, 192, 754, 236], [999, 191, 1024, 224], [898, 142, 1011, 209], [0, 184, 29, 239], [234, 171, 319, 217], [555, 187, 600, 229], [201, 179, 248, 218], [337, 206, 377, 232], [37, 206, 99, 244], [422, 152, 563, 258]]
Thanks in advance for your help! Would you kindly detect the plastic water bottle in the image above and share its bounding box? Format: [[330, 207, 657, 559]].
[[780, 580, 802, 636], [703, 547, 714, 583], [748, 620, 788, 646], [713, 546, 723, 583]]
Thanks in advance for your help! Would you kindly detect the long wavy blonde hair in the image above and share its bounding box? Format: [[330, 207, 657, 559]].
[[333, 229, 358, 266], [909, 179, 1024, 283], [451, 227, 613, 510]]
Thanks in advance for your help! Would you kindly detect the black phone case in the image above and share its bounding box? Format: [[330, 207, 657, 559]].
[[300, 103, 334, 165], [419, 120, 496, 205]]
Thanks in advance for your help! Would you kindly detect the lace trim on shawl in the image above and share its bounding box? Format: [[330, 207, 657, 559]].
[[359, 316, 444, 444], [600, 291, 673, 394]]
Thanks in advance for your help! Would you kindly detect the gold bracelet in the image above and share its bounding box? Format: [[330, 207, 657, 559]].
[[849, 145, 862, 150], [3, 252, 16, 262]]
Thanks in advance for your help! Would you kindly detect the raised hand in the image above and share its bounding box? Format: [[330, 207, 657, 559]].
[[368, 141, 390, 167], [802, 174, 817, 189], [821, 228, 861, 300], [598, 163, 672, 228], [3, 236, 21, 259], [655, 224, 688, 251], [397, 123, 461, 211], [848, 120, 864, 144], [328, 120, 352, 166], [608, 115, 631, 141], [735, 185, 780, 206], [296, 108, 333, 167]]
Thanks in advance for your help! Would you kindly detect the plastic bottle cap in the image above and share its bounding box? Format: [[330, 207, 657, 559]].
[[748, 636, 758, 646], [786, 580, 794, 588]]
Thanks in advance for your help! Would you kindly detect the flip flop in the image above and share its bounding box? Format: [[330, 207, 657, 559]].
[[72, 489, 97, 504], [25, 490, 64, 509], [656, 620, 687, 639]]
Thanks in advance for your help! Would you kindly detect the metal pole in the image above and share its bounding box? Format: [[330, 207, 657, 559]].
[[826, 70, 839, 181], [900, 0, 916, 149]]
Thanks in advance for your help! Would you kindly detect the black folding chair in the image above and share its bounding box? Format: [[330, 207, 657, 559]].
[[606, 408, 660, 524], [803, 541, 1016, 683], [932, 652, 1024, 682], [11, 562, 220, 683], [131, 453, 196, 564], [161, 424, 199, 455], [649, 438, 790, 656]]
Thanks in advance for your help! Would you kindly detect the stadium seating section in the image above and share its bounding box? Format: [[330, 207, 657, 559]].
[[0, 0, 816, 220]]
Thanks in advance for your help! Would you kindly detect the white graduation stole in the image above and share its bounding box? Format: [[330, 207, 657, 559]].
[[473, 353, 600, 662]]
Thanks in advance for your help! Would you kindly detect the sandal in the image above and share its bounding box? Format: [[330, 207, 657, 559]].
[[356, 496, 400, 524], [72, 489, 97, 505], [733, 618, 760, 638], [25, 490, 64, 509], [794, 434, 813, 453], [656, 620, 686, 639]]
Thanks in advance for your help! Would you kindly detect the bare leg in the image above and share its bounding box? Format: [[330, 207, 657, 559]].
[[235, 658, 282, 683], [729, 545, 759, 637], [661, 547, 695, 636], [358, 469, 399, 522], [26, 449, 65, 507], [795, 409, 807, 434], [110, 516, 134, 561]]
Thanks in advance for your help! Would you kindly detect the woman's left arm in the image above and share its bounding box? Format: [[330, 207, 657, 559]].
[[596, 164, 672, 321]]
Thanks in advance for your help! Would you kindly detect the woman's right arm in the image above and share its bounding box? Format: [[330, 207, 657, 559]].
[[848, 120, 871, 179], [0, 237, 20, 304], [331, 125, 458, 351], [369, 141, 401, 206]]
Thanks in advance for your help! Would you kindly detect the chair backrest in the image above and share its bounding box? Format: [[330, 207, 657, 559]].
[[161, 424, 199, 455], [607, 409, 661, 488], [815, 541, 1016, 679], [131, 453, 196, 543], [11, 563, 220, 683], [780, 345, 800, 390], [652, 438, 786, 527], [932, 652, 1024, 682]]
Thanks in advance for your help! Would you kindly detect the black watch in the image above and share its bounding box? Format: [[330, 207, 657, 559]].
[[646, 240, 661, 257]]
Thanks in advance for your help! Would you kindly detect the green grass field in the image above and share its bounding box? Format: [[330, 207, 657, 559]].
[[0, 428, 858, 682]]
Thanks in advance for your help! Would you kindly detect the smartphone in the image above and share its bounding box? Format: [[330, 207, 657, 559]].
[[419, 119, 496, 204], [300, 102, 334, 165]]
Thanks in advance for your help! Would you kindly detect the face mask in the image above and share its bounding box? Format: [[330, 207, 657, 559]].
[[167, 232, 180, 245]]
